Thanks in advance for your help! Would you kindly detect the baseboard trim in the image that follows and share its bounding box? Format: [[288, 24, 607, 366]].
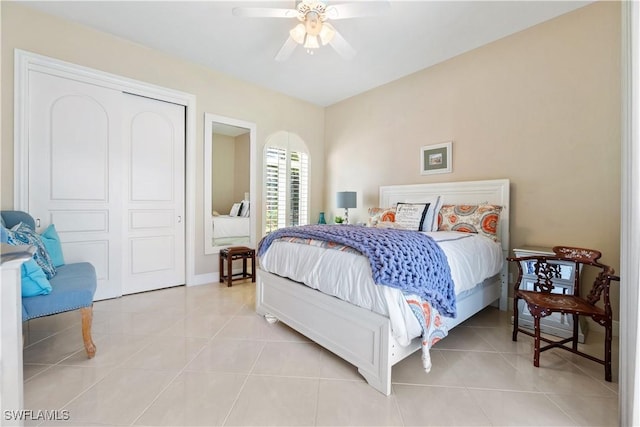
[[188, 272, 218, 286]]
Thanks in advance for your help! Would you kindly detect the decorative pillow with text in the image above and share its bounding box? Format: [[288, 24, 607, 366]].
[[395, 202, 431, 231]]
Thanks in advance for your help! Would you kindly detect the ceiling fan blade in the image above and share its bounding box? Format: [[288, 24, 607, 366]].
[[232, 7, 297, 18], [275, 36, 298, 62], [325, 1, 390, 20], [329, 30, 356, 60]]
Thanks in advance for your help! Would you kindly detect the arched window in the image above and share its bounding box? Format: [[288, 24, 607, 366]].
[[263, 132, 309, 233]]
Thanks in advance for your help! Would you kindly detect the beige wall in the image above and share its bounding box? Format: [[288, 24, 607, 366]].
[[211, 132, 250, 213], [211, 133, 236, 214], [234, 133, 251, 204], [1, 2, 325, 276], [325, 2, 621, 314]]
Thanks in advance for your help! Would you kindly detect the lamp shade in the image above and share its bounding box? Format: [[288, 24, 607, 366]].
[[336, 191, 357, 209]]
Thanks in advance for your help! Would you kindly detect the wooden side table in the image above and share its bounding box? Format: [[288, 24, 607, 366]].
[[219, 246, 256, 287]]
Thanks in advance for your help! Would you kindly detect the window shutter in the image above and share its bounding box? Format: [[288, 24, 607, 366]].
[[290, 151, 309, 226], [264, 146, 287, 233], [263, 144, 309, 233]]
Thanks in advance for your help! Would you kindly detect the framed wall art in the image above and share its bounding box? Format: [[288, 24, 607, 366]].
[[421, 141, 452, 175]]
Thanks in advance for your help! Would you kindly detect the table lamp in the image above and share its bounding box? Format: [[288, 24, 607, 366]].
[[336, 191, 357, 224]]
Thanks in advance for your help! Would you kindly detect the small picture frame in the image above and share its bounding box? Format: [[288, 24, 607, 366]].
[[421, 141, 452, 175]]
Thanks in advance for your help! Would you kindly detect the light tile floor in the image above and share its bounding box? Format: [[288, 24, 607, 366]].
[[22, 281, 619, 426]]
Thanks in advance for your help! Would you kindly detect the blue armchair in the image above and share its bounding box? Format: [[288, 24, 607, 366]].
[[1, 211, 97, 358]]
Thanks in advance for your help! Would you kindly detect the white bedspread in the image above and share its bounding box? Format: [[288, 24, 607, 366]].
[[212, 215, 250, 239], [259, 231, 503, 346]]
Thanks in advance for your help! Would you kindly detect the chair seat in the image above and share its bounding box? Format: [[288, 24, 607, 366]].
[[517, 290, 606, 318], [22, 262, 97, 321]]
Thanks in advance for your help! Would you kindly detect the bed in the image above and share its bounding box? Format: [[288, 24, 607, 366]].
[[256, 179, 510, 395], [211, 215, 251, 246]]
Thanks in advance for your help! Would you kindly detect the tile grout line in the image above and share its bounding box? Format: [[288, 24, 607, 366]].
[[127, 302, 238, 426], [220, 318, 268, 427], [54, 310, 194, 426]]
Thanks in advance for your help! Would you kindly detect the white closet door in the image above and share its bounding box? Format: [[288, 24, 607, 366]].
[[121, 94, 185, 294], [28, 71, 124, 300]]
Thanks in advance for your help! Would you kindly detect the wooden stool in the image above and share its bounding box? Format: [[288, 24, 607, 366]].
[[219, 246, 256, 287]]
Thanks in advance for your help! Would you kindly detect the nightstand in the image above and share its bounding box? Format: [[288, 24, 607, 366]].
[[512, 246, 587, 343]]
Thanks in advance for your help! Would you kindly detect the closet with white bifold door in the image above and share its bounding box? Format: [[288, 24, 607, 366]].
[[18, 51, 188, 300]]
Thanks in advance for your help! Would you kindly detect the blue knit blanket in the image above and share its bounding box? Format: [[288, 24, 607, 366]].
[[258, 225, 456, 318]]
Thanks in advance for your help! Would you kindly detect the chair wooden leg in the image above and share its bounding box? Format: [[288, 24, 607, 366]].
[[572, 314, 579, 351], [512, 296, 519, 341], [533, 315, 541, 367], [219, 253, 224, 283], [251, 252, 256, 283], [242, 256, 247, 278], [605, 320, 612, 382], [80, 306, 96, 359]]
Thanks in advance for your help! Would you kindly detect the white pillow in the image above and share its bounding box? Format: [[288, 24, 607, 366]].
[[229, 203, 242, 217], [239, 200, 250, 217], [426, 196, 443, 231], [395, 202, 431, 231]]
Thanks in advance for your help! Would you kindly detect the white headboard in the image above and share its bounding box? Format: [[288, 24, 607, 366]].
[[379, 179, 510, 252]]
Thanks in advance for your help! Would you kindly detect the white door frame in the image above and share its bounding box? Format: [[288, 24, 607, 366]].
[[13, 49, 197, 287], [621, 2, 640, 425]]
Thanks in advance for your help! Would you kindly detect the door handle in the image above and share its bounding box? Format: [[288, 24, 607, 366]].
[[36, 218, 41, 228], [177, 216, 182, 223]]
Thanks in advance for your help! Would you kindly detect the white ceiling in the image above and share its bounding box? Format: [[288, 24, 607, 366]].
[[18, 1, 592, 107]]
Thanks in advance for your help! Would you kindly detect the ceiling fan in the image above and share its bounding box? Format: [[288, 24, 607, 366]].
[[232, 1, 390, 61]]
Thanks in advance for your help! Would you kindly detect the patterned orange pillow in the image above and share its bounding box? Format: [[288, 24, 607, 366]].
[[367, 207, 396, 227], [437, 204, 503, 241]]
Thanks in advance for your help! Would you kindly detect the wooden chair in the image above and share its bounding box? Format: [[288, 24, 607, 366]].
[[508, 246, 620, 381]]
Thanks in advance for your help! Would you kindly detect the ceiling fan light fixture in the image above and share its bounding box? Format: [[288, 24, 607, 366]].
[[304, 11, 323, 36], [303, 34, 320, 50], [237, 0, 359, 60], [290, 23, 306, 44], [319, 22, 336, 45]]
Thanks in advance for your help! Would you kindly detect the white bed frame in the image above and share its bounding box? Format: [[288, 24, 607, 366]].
[[256, 179, 510, 395]]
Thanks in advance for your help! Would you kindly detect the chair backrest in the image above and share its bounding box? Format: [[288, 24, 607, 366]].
[[586, 267, 618, 306], [518, 246, 620, 310], [511, 246, 618, 308], [1, 211, 35, 230], [552, 246, 602, 264], [550, 246, 617, 307]]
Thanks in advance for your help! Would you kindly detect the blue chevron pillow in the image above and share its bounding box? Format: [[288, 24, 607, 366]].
[[6, 222, 57, 279]]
